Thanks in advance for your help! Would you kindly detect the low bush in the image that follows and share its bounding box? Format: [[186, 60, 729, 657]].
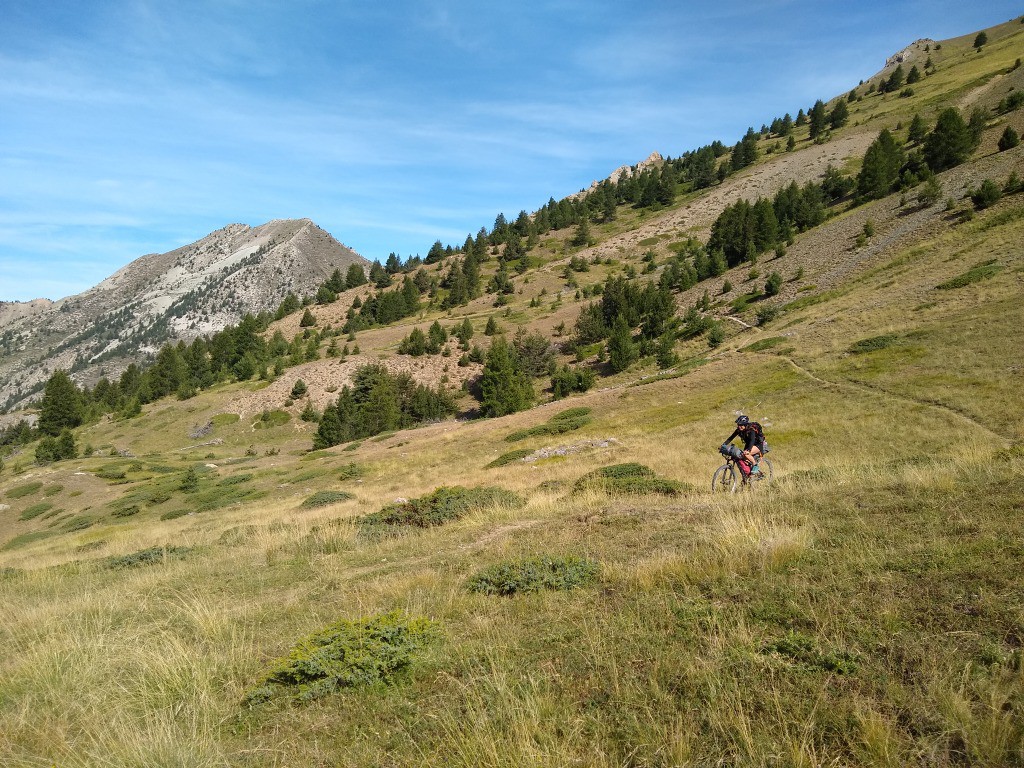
[[6, 482, 42, 499], [219, 473, 254, 486], [255, 409, 291, 429], [467, 555, 600, 596], [761, 631, 859, 675], [505, 408, 592, 442], [301, 490, 356, 508], [243, 612, 436, 705], [159, 508, 190, 521], [60, 516, 93, 532], [43, 484, 63, 497], [20, 502, 53, 520], [936, 260, 1002, 290], [337, 463, 364, 481], [742, 336, 788, 353], [111, 505, 140, 518], [848, 334, 899, 354], [105, 546, 192, 570], [573, 463, 688, 496], [486, 448, 533, 468], [362, 486, 525, 528]]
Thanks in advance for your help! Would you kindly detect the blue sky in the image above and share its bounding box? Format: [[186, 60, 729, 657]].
[[1, 1, 1020, 302]]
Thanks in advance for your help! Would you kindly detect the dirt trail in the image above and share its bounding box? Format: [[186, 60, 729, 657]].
[[776, 354, 1010, 443]]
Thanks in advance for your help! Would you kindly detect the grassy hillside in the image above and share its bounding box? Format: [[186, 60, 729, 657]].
[[1, 18, 1024, 768]]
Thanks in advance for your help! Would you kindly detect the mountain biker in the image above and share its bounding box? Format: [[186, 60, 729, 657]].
[[723, 415, 765, 479]]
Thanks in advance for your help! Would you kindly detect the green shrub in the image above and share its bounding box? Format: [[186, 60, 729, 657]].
[[6, 482, 42, 499], [301, 490, 356, 508], [1, 531, 56, 551], [970, 179, 1002, 209], [95, 468, 128, 481], [243, 612, 436, 705], [467, 555, 600, 596], [742, 336, 788, 353], [362, 486, 525, 529], [255, 409, 291, 429], [504, 408, 592, 442], [848, 334, 899, 353], [761, 631, 859, 675], [337, 463, 364, 481], [573, 463, 688, 496], [219, 473, 254, 486], [936, 260, 1002, 290], [18, 505, 53, 524], [20, 502, 54, 521], [486, 449, 533, 468], [105, 546, 192, 570], [111, 505, 140, 518], [159, 509, 191, 521], [60, 516, 93, 532], [43, 484, 64, 497]]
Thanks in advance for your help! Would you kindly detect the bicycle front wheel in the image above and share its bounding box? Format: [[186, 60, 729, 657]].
[[712, 464, 738, 493]]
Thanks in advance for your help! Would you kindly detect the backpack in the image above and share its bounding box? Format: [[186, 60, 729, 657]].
[[750, 421, 770, 453]]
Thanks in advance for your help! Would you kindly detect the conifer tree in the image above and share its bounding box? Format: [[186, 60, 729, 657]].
[[39, 370, 84, 436], [924, 108, 976, 171], [479, 337, 533, 417], [857, 129, 905, 199], [607, 314, 639, 373]]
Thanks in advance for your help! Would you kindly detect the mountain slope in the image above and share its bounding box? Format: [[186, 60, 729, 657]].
[[0, 16, 1023, 768], [0, 218, 367, 411]]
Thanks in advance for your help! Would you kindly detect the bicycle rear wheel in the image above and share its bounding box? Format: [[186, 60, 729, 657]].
[[711, 464, 738, 493]]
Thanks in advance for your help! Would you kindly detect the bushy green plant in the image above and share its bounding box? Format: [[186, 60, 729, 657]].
[[486, 448, 533, 468], [6, 481, 42, 499], [467, 555, 600, 596], [761, 631, 859, 674], [936, 260, 1002, 290], [243, 612, 436, 705], [105, 546, 192, 570], [362, 486, 525, 528], [337, 463, 364, 481], [19, 502, 53, 521], [504, 408, 592, 442], [572, 463, 689, 496], [848, 334, 899, 353], [970, 179, 1002, 210], [300, 490, 355, 508]]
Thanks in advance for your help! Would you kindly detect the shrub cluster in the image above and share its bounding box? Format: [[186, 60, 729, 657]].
[[485, 448, 533, 468], [573, 463, 688, 496], [936, 260, 1002, 290], [105, 546, 192, 570], [761, 631, 859, 675], [300, 490, 356, 509], [243, 611, 436, 705], [361, 486, 525, 529], [504, 407, 592, 442], [467, 555, 600, 596], [847, 334, 899, 354]]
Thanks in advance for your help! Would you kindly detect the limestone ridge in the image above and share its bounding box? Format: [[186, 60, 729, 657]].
[[0, 218, 369, 411]]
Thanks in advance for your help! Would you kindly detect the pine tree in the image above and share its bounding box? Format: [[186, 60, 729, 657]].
[[345, 263, 367, 289], [479, 337, 533, 417], [606, 314, 639, 373], [808, 100, 828, 139], [924, 108, 975, 171], [857, 129, 905, 199], [907, 113, 928, 144], [973, 32, 987, 49], [829, 100, 849, 130], [39, 370, 84, 436], [998, 125, 1020, 151], [299, 308, 317, 327]]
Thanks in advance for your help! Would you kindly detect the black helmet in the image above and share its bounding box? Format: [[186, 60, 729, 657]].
[[735, 415, 750, 426]]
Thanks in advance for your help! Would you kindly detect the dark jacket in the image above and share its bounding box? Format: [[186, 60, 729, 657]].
[[726, 426, 764, 452]]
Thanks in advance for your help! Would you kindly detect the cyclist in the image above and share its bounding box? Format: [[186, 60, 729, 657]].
[[723, 415, 765, 480]]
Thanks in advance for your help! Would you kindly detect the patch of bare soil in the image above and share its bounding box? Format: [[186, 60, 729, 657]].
[[227, 353, 480, 418]]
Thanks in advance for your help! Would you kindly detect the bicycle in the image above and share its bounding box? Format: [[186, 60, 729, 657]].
[[711, 444, 774, 493]]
